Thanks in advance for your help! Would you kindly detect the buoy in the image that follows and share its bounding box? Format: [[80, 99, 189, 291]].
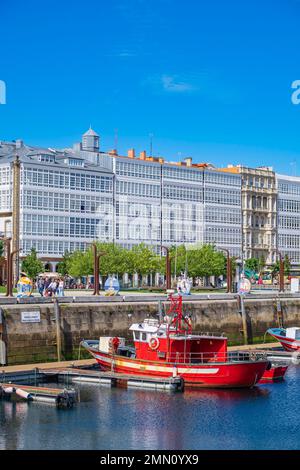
[[15, 388, 33, 400]]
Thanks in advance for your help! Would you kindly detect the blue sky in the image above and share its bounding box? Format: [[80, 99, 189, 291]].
[[1, 0, 300, 173]]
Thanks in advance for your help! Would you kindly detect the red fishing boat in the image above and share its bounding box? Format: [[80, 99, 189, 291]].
[[267, 327, 300, 352], [82, 293, 269, 388]]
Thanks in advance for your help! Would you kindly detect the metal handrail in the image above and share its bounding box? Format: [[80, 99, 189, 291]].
[[169, 331, 227, 338], [165, 350, 267, 365]]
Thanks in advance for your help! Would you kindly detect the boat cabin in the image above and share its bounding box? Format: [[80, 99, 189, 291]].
[[129, 318, 228, 363], [286, 327, 300, 340]]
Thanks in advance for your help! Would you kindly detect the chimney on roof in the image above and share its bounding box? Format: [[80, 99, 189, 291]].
[[184, 157, 192, 167], [140, 150, 146, 160], [128, 149, 135, 159], [15, 139, 23, 149], [109, 149, 118, 156]]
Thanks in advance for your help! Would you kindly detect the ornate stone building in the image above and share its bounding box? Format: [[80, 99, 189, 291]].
[[222, 165, 277, 265]]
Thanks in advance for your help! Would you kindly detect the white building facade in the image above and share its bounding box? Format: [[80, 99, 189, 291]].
[[112, 152, 242, 256], [277, 174, 300, 265], [0, 128, 247, 271]]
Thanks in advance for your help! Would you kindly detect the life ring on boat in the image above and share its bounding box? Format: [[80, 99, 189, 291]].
[[149, 337, 160, 351]]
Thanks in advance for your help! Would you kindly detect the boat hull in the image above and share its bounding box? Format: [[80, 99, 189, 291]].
[[83, 344, 268, 389], [267, 328, 300, 352]]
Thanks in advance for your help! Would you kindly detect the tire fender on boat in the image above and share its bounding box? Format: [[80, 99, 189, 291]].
[[250, 352, 257, 361]]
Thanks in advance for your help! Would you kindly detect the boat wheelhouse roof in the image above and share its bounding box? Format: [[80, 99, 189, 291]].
[[129, 321, 227, 340], [129, 321, 161, 334]]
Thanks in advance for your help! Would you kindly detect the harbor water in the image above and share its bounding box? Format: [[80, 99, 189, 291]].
[[1, 365, 300, 450]]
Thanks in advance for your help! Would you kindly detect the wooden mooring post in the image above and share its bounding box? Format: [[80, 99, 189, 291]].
[[237, 294, 252, 345], [53, 299, 62, 362]]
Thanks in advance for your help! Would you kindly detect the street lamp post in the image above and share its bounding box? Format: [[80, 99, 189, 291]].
[[220, 248, 232, 293], [92, 244, 106, 295], [10, 249, 21, 293], [276, 250, 284, 293], [161, 246, 171, 290], [0, 237, 13, 297]]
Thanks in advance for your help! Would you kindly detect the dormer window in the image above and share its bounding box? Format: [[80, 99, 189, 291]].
[[64, 157, 84, 167], [37, 154, 56, 163]]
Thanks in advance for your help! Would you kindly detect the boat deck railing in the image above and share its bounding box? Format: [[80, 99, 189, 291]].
[[166, 351, 268, 364], [173, 331, 227, 338]]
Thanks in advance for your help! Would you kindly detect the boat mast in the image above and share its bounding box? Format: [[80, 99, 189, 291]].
[[166, 293, 192, 335]]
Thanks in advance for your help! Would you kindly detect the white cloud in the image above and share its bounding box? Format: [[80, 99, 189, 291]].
[[161, 75, 195, 93]]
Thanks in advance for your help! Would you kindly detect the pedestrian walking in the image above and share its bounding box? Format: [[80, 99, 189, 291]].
[[49, 279, 58, 296], [57, 278, 64, 297], [37, 277, 44, 297]]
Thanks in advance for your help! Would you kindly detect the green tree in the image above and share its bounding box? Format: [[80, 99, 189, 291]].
[[57, 251, 72, 276], [21, 248, 44, 281], [169, 244, 227, 279], [244, 258, 259, 273], [66, 242, 135, 279], [169, 244, 188, 276], [67, 249, 92, 278], [186, 244, 226, 278], [93, 242, 129, 276], [129, 243, 161, 277]]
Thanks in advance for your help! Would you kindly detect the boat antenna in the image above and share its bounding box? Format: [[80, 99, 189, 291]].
[[166, 292, 192, 335]]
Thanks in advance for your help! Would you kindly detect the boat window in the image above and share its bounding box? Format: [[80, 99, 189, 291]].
[[141, 332, 147, 342], [133, 331, 139, 341]]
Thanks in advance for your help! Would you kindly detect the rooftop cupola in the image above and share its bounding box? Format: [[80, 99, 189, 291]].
[[82, 126, 100, 152]]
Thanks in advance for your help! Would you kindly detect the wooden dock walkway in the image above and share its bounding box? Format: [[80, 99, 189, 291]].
[[0, 382, 76, 407], [41, 367, 184, 391]]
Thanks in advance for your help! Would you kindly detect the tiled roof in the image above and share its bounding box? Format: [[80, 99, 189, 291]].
[[0, 141, 112, 173], [83, 127, 99, 137]]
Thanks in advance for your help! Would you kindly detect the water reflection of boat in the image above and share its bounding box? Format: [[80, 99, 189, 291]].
[[82, 293, 269, 389], [183, 386, 270, 401]]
